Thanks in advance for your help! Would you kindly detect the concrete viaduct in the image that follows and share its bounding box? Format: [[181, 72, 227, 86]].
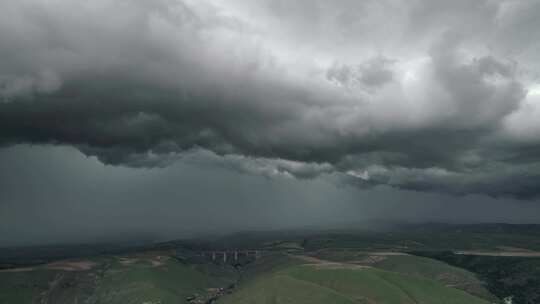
[[200, 250, 261, 262]]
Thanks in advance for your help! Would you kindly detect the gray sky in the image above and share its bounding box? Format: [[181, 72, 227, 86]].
[[1, 0, 540, 246]]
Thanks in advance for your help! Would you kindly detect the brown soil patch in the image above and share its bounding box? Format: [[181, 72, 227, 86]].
[[455, 250, 540, 257], [0, 267, 35, 273], [497, 246, 534, 252], [295, 255, 370, 270], [149, 255, 169, 267], [311, 263, 369, 270], [46, 260, 97, 271], [354, 255, 387, 265], [119, 257, 139, 265], [367, 251, 409, 256]]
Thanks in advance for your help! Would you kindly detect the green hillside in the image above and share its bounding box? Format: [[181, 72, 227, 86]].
[[0, 250, 501, 304], [220, 263, 491, 304], [311, 249, 495, 301], [0, 254, 237, 304], [370, 254, 496, 301]]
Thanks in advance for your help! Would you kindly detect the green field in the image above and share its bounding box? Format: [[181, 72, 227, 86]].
[[89, 258, 234, 303], [0, 254, 237, 304], [311, 250, 496, 301], [219, 256, 492, 304], [0, 268, 58, 304], [414, 251, 540, 304], [0, 251, 498, 304]]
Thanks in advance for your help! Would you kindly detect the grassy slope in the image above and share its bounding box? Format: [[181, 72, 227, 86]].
[[312, 249, 496, 302], [0, 269, 58, 304], [372, 255, 496, 301], [0, 255, 237, 304], [220, 264, 491, 304], [0, 252, 497, 304], [413, 251, 540, 304], [224, 274, 358, 304], [89, 258, 230, 304]]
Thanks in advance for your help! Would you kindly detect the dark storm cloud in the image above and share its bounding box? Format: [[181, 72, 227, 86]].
[[2, 0, 540, 198], [326, 57, 394, 89]]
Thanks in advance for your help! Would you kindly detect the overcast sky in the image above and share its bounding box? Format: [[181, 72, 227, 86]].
[[1, 0, 540, 246]]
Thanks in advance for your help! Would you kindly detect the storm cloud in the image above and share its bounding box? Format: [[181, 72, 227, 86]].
[[2, 0, 540, 199]]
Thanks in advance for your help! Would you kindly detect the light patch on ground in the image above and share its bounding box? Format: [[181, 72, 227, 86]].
[[46, 260, 97, 271], [119, 257, 140, 265], [455, 250, 540, 257], [351, 252, 409, 265], [366, 251, 409, 256], [355, 255, 387, 265], [497, 246, 534, 252], [149, 256, 168, 267], [295, 255, 370, 270], [0, 267, 35, 272]]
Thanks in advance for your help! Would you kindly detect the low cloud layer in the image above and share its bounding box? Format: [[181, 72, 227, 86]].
[[2, 144, 540, 247], [2, 0, 540, 198]]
